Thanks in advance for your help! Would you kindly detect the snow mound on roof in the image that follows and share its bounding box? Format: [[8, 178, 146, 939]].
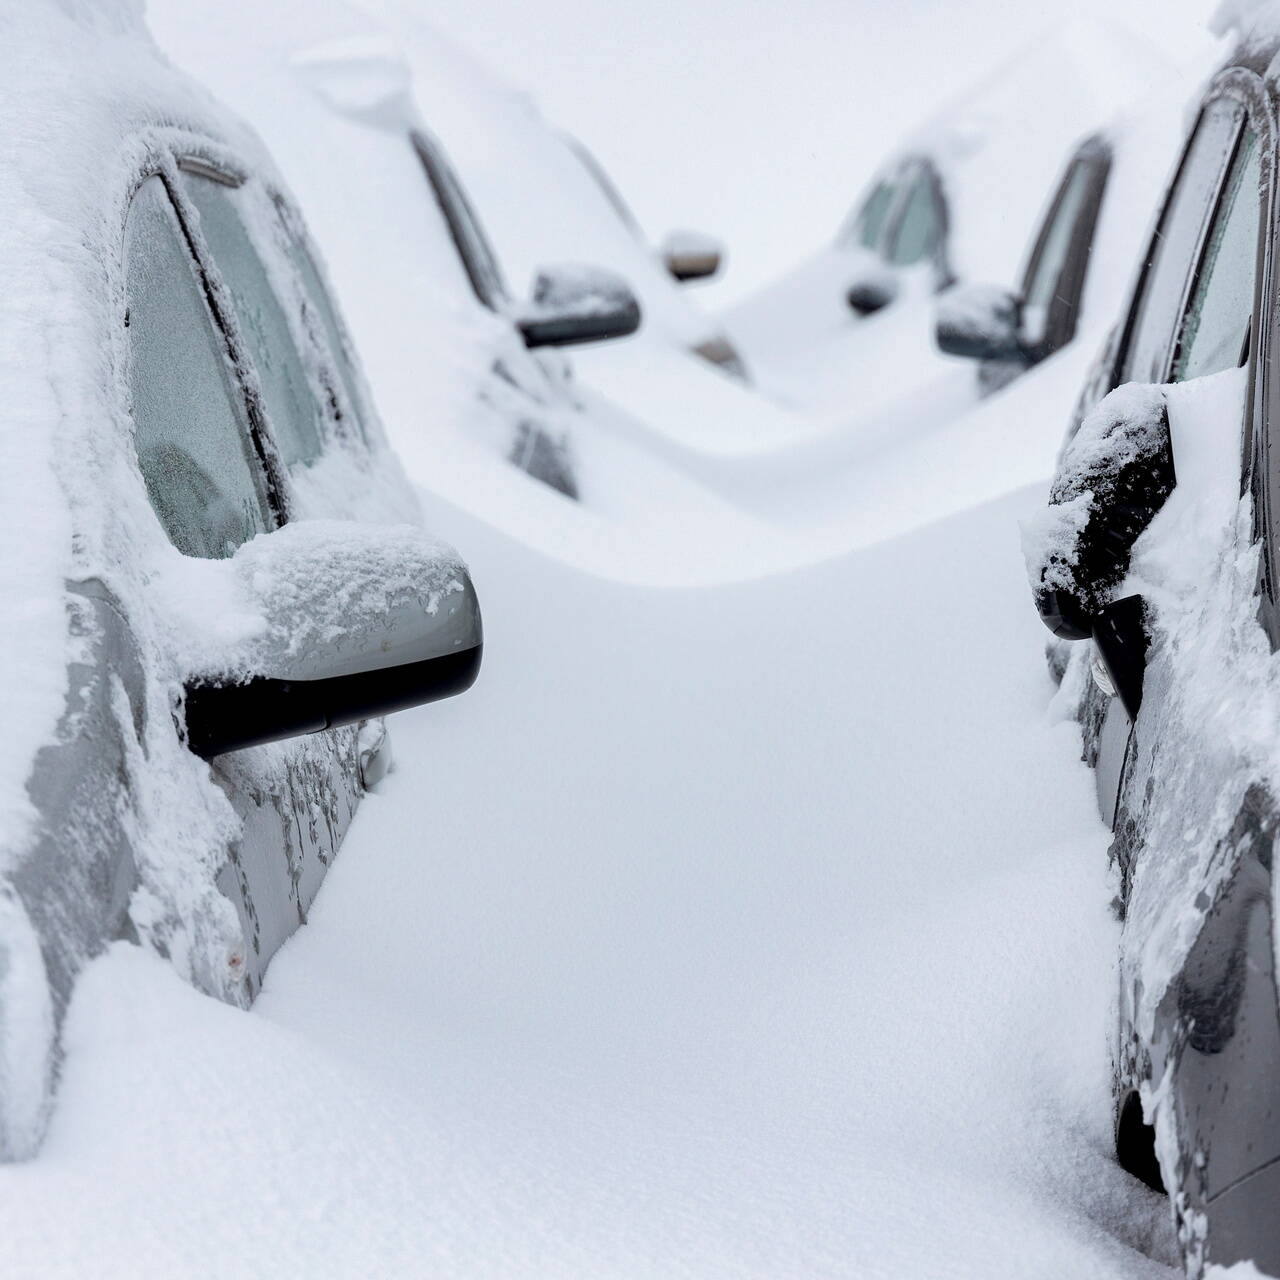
[[1210, 0, 1280, 39], [905, 16, 1173, 282], [292, 33, 414, 130]]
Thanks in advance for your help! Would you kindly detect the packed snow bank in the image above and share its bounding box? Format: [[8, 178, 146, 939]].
[[0, 485, 1177, 1277]]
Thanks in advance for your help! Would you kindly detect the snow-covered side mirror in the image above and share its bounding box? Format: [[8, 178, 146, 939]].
[[845, 267, 898, 317], [517, 263, 641, 349], [935, 283, 1025, 362], [660, 229, 724, 282], [176, 521, 482, 758], [1022, 384, 1173, 644]]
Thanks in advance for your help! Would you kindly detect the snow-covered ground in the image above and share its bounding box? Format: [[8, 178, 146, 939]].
[[0, 350, 1184, 1273], [0, 1, 1238, 1275]]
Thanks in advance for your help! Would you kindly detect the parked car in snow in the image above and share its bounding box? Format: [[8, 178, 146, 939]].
[[0, 4, 484, 1157], [409, 122, 640, 496], [934, 134, 1111, 393], [1026, 21, 1280, 1275], [722, 21, 1171, 417], [559, 132, 744, 376], [149, 2, 673, 512]]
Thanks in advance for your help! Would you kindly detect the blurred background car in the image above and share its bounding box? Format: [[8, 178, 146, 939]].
[[720, 20, 1173, 422], [934, 63, 1205, 397]]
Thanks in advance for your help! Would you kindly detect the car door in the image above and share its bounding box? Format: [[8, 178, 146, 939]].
[[411, 128, 578, 498], [978, 137, 1112, 397], [1088, 95, 1254, 826], [126, 165, 362, 995]]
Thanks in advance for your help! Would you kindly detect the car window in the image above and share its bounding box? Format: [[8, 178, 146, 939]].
[[411, 128, 511, 310], [179, 170, 324, 468], [1021, 157, 1099, 348], [125, 175, 271, 559], [270, 199, 370, 446], [856, 181, 895, 250], [1170, 128, 1261, 382], [1119, 98, 1243, 384], [887, 168, 943, 267]]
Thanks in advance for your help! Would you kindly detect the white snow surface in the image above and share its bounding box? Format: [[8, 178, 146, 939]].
[[2, 77, 1183, 1262], [1, 0, 1233, 1274], [0, 478, 1179, 1277]]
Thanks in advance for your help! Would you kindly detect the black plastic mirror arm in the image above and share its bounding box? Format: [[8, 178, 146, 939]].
[[518, 300, 641, 349], [1093, 595, 1148, 720], [184, 644, 483, 759]]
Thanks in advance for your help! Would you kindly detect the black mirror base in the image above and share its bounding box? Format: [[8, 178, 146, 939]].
[[184, 644, 483, 759]]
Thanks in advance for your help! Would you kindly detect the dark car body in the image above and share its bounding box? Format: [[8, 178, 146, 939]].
[[1030, 32, 1280, 1277]]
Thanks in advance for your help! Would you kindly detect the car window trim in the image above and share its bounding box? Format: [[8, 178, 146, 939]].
[[1018, 136, 1112, 359], [132, 165, 291, 527], [1111, 85, 1258, 389]]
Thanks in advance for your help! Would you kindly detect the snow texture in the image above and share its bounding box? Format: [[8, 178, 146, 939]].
[[150, 520, 467, 682]]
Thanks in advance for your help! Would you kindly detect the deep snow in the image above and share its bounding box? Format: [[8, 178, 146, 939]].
[[0, 0, 1230, 1274], [0, 459, 1182, 1274]]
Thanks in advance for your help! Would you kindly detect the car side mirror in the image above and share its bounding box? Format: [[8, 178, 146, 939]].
[[177, 521, 483, 759], [1024, 383, 1173, 656], [517, 263, 641, 348], [660, 229, 724, 282], [846, 270, 898, 317], [934, 284, 1025, 361]]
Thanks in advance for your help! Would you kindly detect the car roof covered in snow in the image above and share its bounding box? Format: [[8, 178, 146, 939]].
[[865, 18, 1176, 285]]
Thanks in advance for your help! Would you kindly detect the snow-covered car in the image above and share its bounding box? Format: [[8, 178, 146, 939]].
[[934, 134, 1112, 393], [408, 121, 640, 497], [0, 4, 483, 1157], [147, 0, 814, 582], [722, 21, 1172, 418], [151, 0, 762, 515], [356, 0, 747, 381], [558, 131, 744, 375], [1026, 17, 1280, 1273]]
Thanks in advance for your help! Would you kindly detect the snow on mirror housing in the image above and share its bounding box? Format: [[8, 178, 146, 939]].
[[1023, 385, 1174, 718], [178, 521, 482, 759], [660, 229, 724, 282], [517, 263, 642, 349], [935, 283, 1025, 362]]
